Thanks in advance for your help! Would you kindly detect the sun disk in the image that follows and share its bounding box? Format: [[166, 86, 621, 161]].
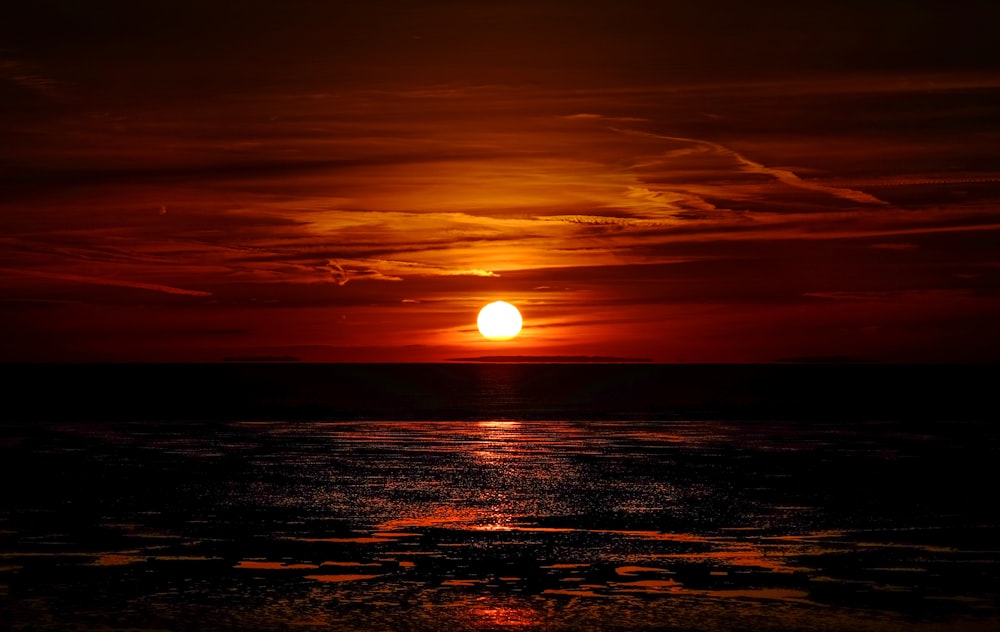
[[477, 301, 523, 340]]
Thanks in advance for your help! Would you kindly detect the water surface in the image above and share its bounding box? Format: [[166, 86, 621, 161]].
[[3, 418, 999, 631]]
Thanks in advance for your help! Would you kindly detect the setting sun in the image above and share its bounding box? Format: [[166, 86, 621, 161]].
[[477, 301, 523, 341]]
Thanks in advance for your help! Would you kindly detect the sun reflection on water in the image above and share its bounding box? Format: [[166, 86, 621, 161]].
[[469, 604, 537, 629]]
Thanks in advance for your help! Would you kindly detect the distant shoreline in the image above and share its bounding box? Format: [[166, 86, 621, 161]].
[[2, 363, 995, 423]]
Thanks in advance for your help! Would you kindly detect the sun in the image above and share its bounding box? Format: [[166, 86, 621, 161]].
[[477, 301, 523, 341]]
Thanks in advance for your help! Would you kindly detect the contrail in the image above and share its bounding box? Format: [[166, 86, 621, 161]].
[[2, 268, 212, 297], [833, 176, 1000, 187], [611, 127, 889, 206]]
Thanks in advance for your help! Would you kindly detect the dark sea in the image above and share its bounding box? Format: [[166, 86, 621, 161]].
[[2, 364, 999, 631]]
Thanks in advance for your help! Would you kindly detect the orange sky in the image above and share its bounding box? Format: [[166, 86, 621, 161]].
[[2, 1, 999, 362]]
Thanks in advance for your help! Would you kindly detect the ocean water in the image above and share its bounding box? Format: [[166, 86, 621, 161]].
[[2, 364, 999, 631]]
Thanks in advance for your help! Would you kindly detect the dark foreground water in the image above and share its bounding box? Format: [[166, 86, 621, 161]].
[[2, 365, 999, 631]]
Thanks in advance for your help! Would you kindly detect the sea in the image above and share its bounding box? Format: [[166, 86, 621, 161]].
[[2, 363, 999, 631]]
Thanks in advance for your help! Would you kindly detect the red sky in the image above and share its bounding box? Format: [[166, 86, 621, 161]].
[[2, 1, 999, 362]]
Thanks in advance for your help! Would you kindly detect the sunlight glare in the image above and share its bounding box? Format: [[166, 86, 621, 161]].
[[477, 301, 523, 340]]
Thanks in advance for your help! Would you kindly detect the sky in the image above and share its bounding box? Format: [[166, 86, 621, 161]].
[[2, 1, 999, 362]]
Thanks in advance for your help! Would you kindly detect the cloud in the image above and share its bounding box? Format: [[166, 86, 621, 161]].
[[869, 243, 919, 251], [353, 269, 403, 282], [0, 57, 60, 97], [325, 260, 350, 286], [322, 259, 402, 284], [3, 268, 211, 297], [775, 355, 872, 364], [446, 269, 499, 277], [844, 175, 1000, 188], [537, 214, 665, 227], [612, 128, 889, 206], [318, 258, 497, 284], [563, 113, 649, 123], [620, 186, 718, 216], [803, 289, 971, 302]]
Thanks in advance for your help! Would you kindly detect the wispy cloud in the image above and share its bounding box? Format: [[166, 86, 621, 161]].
[[803, 289, 972, 302], [0, 56, 60, 97], [325, 260, 349, 286], [609, 128, 888, 206], [3, 268, 211, 297], [869, 242, 919, 251], [562, 113, 649, 123]]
